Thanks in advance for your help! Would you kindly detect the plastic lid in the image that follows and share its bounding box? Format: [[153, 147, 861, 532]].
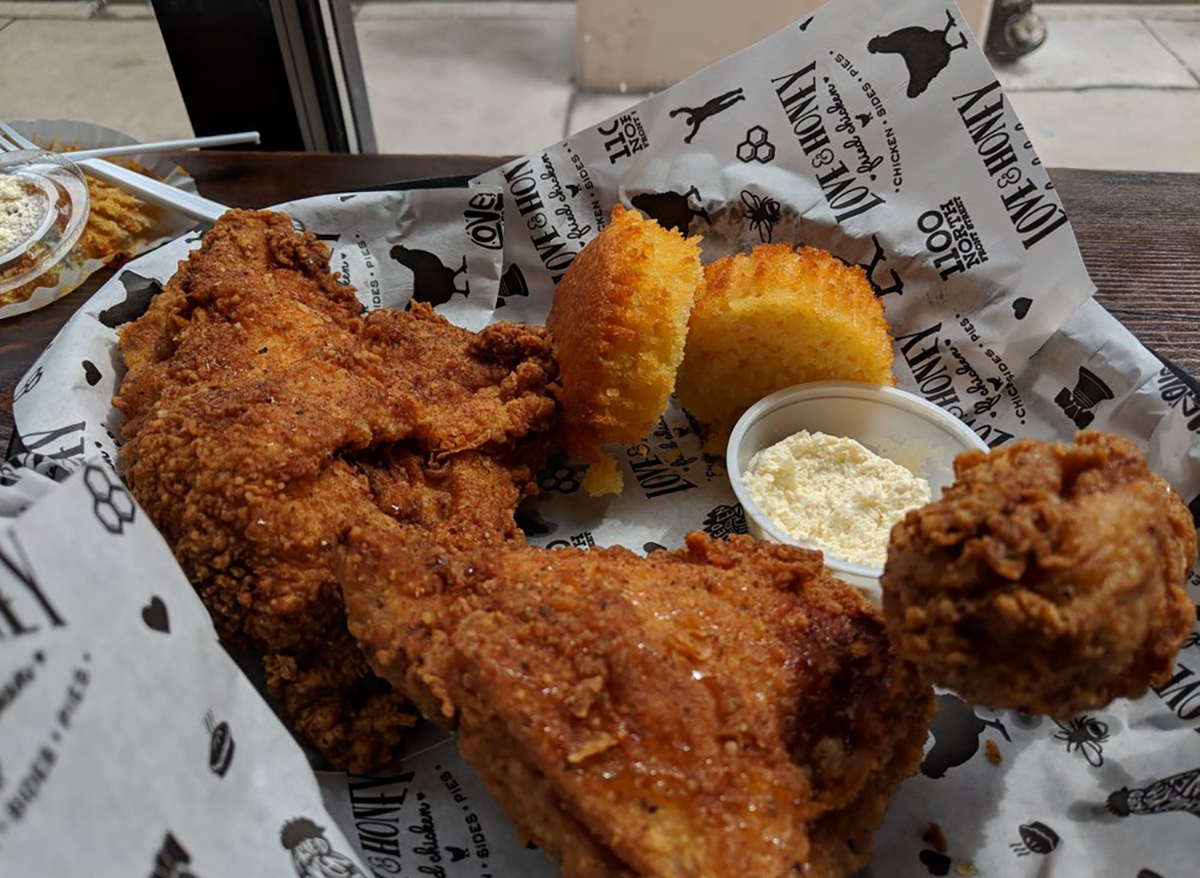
[[0, 149, 90, 296]]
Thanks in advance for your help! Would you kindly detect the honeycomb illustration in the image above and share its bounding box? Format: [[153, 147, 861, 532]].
[[737, 126, 775, 164], [83, 464, 136, 534]]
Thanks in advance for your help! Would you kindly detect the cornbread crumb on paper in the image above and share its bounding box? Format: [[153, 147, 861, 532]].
[[677, 244, 894, 446], [985, 738, 1002, 766], [743, 430, 930, 568], [548, 203, 702, 496]]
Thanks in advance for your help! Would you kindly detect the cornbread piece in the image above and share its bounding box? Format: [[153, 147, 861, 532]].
[[342, 529, 934, 878], [882, 431, 1195, 718], [116, 209, 559, 770], [676, 244, 894, 446], [547, 203, 703, 495]]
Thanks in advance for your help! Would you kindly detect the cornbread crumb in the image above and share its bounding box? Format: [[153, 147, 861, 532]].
[[548, 203, 702, 495], [676, 244, 894, 447], [923, 822, 948, 853], [985, 739, 1002, 766]]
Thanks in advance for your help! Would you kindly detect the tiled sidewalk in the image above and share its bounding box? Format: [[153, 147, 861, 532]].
[[2, 2, 1198, 171]]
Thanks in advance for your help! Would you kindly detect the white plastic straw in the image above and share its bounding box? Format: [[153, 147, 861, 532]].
[[63, 131, 261, 161]]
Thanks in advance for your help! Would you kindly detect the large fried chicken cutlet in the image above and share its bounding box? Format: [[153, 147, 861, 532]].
[[340, 528, 933, 878], [114, 209, 558, 770], [882, 430, 1196, 717]]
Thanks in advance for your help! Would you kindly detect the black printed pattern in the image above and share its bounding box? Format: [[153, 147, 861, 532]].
[[389, 246, 469, 307], [1055, 366, 1114, 429], [702, 504, 748, 541], [1052, 716, 1108, 766], [669, 88, 745, 144], [149, 832, 199, 878], [740, 190, 781, 242], [1010, 821, 1060, 856], [630, 187, 711, 236], [99, 271, 163, 329], [736, 126, 776, 164], [83, 463, 135, 534], [1107, 766, 1200, 819], [867, 10, 968, 99], [205, 709, 235, 777], [921, 693, 1010, 778], [281, 817, 366, 878]]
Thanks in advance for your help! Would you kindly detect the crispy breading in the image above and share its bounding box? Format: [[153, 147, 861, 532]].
[[547, 204, 702, 495], [676, 244, 895, 447], [882, 430, 1196, 717], [340, 529, 933, 878], [115, 209, 558, 770]]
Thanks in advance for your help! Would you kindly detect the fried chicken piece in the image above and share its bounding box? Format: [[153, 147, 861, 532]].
[[341, 528, 933, 878], [882, 431, 1196, 718], [114, 209, 557, 770], [676, 244, 895, 447], [547, 204, 702, 495]]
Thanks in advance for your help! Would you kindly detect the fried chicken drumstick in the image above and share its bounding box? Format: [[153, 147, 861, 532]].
[[882, 431, 1195, 718], [340, 528, 933, 878], [114, 209, 558, 770]]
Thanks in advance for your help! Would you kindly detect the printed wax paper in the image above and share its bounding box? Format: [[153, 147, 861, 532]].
[[4, 0, 1199, 875]]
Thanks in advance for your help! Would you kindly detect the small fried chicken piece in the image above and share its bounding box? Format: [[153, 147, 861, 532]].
[[547, 204, 702, 495], [882, 431, 1196, 718], [116, 209, 558, 770], [341, 529, 933, 878], [676, 244, 894, 447]]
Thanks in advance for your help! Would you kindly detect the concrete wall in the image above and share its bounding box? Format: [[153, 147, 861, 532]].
[[576, 0, 993, 92]]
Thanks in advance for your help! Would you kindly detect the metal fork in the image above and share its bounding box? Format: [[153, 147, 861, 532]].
[[0, 119, 227, 224]]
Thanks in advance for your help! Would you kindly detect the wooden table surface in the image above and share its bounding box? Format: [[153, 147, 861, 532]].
[[3, 151, 1199, 452]]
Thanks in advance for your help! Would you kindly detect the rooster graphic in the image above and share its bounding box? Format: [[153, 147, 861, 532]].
[[389, 246, 469, 307], [868, 10, 969, 98]]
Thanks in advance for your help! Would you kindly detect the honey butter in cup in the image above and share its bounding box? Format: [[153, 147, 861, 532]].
[[726, 380, 988, 604]]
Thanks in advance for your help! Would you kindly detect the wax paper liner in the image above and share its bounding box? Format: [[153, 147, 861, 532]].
[[5, 0, 1200, 875]]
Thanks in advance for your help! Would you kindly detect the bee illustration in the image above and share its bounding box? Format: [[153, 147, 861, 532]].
[[1052, 715, 1109, 767], [1009, 821, 1059, 857], [740, 190, 782, 243]]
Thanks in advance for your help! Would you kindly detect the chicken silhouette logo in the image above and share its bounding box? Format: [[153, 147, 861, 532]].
[[100, 271, 163, 329], [921, 693, 1011, 778], [389, 246, 469, 307], [1107, 766, 1200, 820], [629, 187, 711, 236], [280, 817, 365, 878], [868, 10, 969, 99], [669, 88, 745, 144]]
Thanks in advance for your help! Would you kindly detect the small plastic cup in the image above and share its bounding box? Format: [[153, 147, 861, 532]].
[[0, 149, 90, 296], [726, 380, 988, 603]]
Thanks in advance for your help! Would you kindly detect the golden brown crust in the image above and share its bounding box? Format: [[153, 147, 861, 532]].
[[676, 244, 894, 445], [882, 430, 1196, 718], [547, 204, 702, 493], [115, 209, 559, 769], [341, 529, 933, 878]]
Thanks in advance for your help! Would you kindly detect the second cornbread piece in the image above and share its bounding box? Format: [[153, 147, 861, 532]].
[[547, 203, 703, 495], [676, 244, 895, 446]]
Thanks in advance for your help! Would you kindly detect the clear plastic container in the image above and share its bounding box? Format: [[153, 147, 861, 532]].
[[0, 150, 90, 297], [726, 380, 989, 603]]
